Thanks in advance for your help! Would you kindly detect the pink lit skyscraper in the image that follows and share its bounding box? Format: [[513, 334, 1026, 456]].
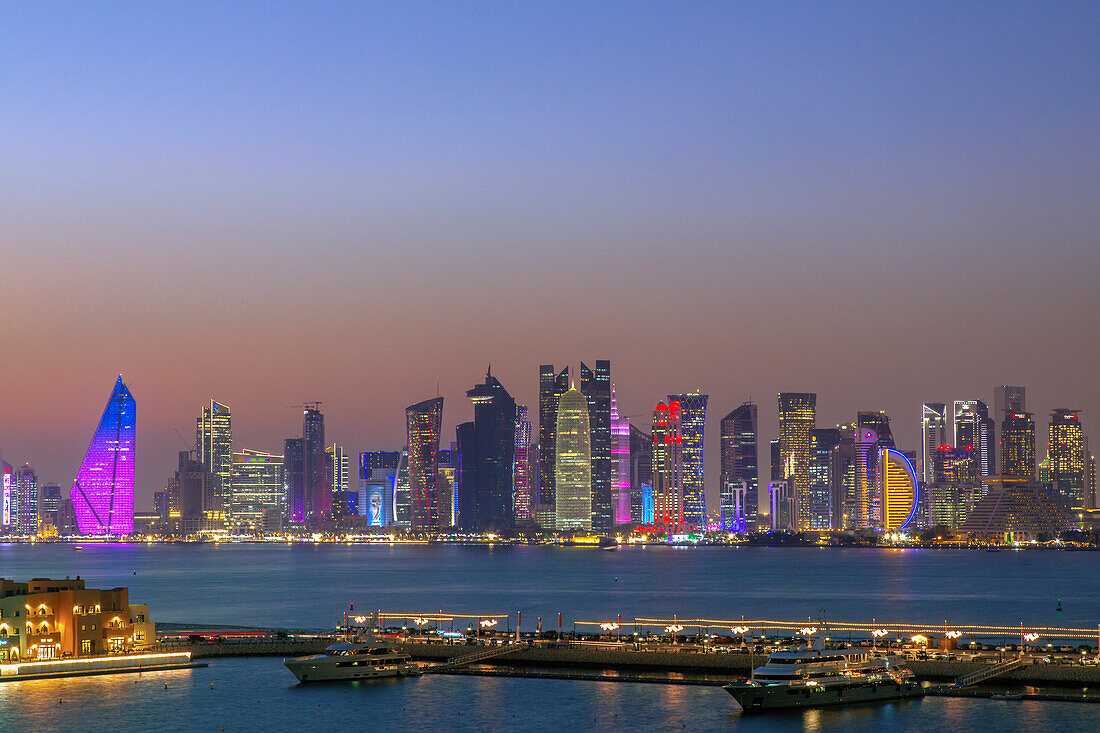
[[72, 376, 136, 535], [513, 405, 533, 521], [611, 387, 631, 524]]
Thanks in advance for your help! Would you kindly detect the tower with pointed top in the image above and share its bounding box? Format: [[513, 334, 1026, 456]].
[[555, 384, 592, 531], [72, 376, 136, 535]]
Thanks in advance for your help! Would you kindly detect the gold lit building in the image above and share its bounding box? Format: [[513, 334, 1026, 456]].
[[778, 393, 816, 530]]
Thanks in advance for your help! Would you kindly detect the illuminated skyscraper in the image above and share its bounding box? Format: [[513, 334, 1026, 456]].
[[230, 449, 284, 529], [538, 365, 570, 507], [933, 445, 978, 485], [777, 392, 815, 531], [720, 403, 759, 530], [196, 400, 232, 515], [829, 426, 857, 530], [513, 405, 534, 522], [554, 386, 592, 531], [407, 397, 444, 532], [629, 424, 653, 523], [72, 376, 136, 535], [954, 400, 995, 477], [879, 449, 918, 531], [39, 483, 62, 530], [855, 411, 894, 527], [994, 386, 1026, 454], [302, 407, 330, 524], [667, 392, 707, 528], [651, 401, 684, 528], [808, 428, 839, 529], [15, 464, 39, 535], [921, 403, 948, 484], [1000, 412, 1036, 479], [581, 361, 612, 532], [0, 459, 12, 531], [326, 443, 350, 517], [457, 369, 515, 532], [283, 438, 305, 522], [1049, 409, 1087, 511], [610, 388, 631, 524]]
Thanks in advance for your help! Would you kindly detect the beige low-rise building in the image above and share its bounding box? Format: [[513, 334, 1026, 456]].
[[0, 577, 155, 663]]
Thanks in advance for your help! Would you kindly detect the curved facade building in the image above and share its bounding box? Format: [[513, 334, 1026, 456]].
[[879, 448, 918, 531], [555, 386, 592, 531], [72, 376, 136, 535]]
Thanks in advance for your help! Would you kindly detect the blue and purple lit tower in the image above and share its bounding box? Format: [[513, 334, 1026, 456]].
[[72, 376, 136, 535], [611, 387, 631, 524]]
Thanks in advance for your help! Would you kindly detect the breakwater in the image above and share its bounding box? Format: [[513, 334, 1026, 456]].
[[150, 639, 334, 659]]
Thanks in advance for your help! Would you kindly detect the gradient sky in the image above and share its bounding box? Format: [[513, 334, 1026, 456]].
[[2, 2, 1098, 510]]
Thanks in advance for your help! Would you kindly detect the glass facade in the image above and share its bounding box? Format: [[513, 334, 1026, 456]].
[[72, 377, 136, 535], [720, 403, 758, 530], [651, 401, 683, 528], [407, 397, 444, 532], [777, 392, 815, 531], [554, 387, 592, 531], [879, 448, 918, 531], [513, 405, 534, 521], [197, 400, 232, 515], [667, 393, 707, 528], [610, 387, 631, 524]]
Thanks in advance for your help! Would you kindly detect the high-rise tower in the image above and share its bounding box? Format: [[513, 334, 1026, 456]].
[[72, 377, 136, 535], [538, 365, 570, 507], [15, 464, 38, 535], [610, 387, 632, 524], [302, 407, 330, 524], [778, 392, 816, 531], [197, 400, 232, 516], [407, 397, 444, 532], [580, 361, 612, 532], [1049, 409, 1087, 511], [513, 405, 534, 522], [629, 424, 653, 523], [921, 403, 948, 485], [1000, 412, 1036, 479], [954, 400, 995, 477], [720, 403, 759, 530], [667, 393, 707, 528], [554, 386, 592, 531], [457, 369, 515, 532], [651, 401, 684, 528]]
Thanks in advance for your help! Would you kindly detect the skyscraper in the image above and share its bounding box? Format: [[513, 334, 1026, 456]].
[[72, 376, 136, 535], [879, 449, 919, 531], [954, 400, 996, 477], [230, 449, 284, 529], [393, 450, 411, 528], [1049, 409, 1087, 511], [855, 411, 894, 528], [283, 438, 305, 523], [513, 404, 534, 522], [829, 426, 857, 530], [1000, 412, 1036, 479], [0, 459, 12, 530], [667, 392, 707, 528], [39, 483, 62, 530], [537, 365, 570, 507], [407, 397, 444, 532], [921, 403, 948, 484], [808, 428, 840, 530], [720, 403, 759, 530], [629, 423, 653, 523], [302, 406, 330, 524], [326, 443, 350, 518], [651, 401, 684, 528], [777, 392, 816, 531], [610, 387, 631, 524], [457, 369, 515, 532], [580, 361, 612, 532], [15, 464, 38, 535], [196, 400, 232, 516], [554, 386, 592, 531]]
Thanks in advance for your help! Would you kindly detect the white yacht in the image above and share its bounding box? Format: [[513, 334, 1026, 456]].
[[724, 635, 924, 713], [284, 612, 421, 684]]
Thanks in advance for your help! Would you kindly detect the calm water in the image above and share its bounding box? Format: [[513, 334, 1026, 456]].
[[3, 544, 1099, 732]]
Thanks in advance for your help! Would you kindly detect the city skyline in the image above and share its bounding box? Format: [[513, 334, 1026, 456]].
[[2, 3, 1098, 512]]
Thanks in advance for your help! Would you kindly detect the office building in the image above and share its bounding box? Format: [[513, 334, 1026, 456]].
[[72, 376, 136, 535], [393, 450, 411, 528], [580, 361, 613, 532], [1000, 412, 1036, 479], [1049, 409, 1088, 511], [554, 386, 592, 531], [879, 449, 919, 531], [933, 445, 978, 485], [456, 370, 515, 532], [954, 400, 996, 477], [610, 389, 631, 524], [855, 411, 894, 528], [808, 428, 839, 530], [1, 459, 13, 531], [667, 392, 708, 528], [829, 426, 857, 530], [629, 423, 653, 524], [514, 405, 534, 522], [924, 484, 985, 531], [537, 365, 570, 507], [720, 403, 759, 530], [994, 385, 1026, 453], [326, 443, 350, 518], [230, 449, 283, 528], [38, 483, 62, 529], [196, 400, 232, 516], [301, 406, 330, 525], [15, 464, 38, 535], [651, 401, 684, 528], [921, 403, 949, 484], [283, 438, 305, 523], [778, 393, 815, 530], [720, 479, 749, 532], [767, 481, 793, 531], [407, 397, 444, 532]]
